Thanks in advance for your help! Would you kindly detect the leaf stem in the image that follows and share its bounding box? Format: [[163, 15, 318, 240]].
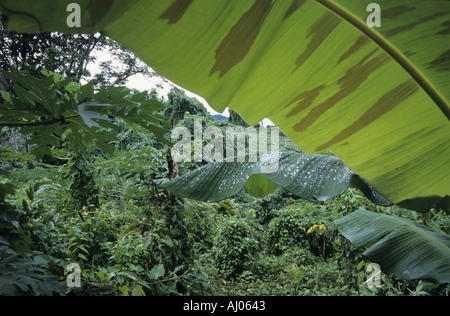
[[316, 0, 450, 121], [0, 114, 81, 127], [0, 118, 60, 127]]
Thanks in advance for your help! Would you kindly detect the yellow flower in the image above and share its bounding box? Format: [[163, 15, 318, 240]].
[[307, 224, 327, 236], [307, 225, 320, 234], [318, 224, 327, 236]]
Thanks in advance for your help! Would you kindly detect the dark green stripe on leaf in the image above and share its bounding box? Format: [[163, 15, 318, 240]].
[[427, 50, 450, 72], [338, 35, 369, 65], [209, 0, 275, 78], [291, 12, 340, 74], [282, 0, 307, 21], [285, 84, 325, 118], [294, 49, 390, 132], [382, 12, 447, 38], [315, 79, 418, 152], [87, 0, 114, 28], [159, 0, 194, 25]]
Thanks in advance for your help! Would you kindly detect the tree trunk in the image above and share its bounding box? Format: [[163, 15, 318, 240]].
[[10, 128, 18, 151]]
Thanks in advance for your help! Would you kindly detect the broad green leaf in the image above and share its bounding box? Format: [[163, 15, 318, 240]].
[[148, 263, 165, 280], [94, 270, 105, 281], [157, 152, 392, 206], [335, 209, 450, 284], [1, 1, 450, 211], [131, 285, 146, 296], [162, 235, 174, 247], [0, 183, 15, 196], [244, 174, 280, 199], [21, 124, 64, 159], [117, 271, 138, 281], [119, 285, 129, 296], [76, 101, 113, 128], [2, 68, 57, 115]]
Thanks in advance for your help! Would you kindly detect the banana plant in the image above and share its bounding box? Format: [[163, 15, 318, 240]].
[[0, 0, 448, 212], [335, 209, 450, 284], [156, 151, 393, 207]]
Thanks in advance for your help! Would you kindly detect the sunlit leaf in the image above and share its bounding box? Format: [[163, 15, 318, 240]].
[[76, 101, 113, 128], [117, 271, 138, 281], [131, 285, 145, 296], [148, 263, 165, 280]]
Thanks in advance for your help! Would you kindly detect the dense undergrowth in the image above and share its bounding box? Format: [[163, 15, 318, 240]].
[[2, 160, 449, 296], [0, 79, 448, 296]]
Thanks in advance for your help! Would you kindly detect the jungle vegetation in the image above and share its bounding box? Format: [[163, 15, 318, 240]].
[[0, 0, 449, 296]]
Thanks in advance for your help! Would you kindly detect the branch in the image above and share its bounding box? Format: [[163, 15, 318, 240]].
[[0, 117, 61, 127], [0, 114, 80, 127]]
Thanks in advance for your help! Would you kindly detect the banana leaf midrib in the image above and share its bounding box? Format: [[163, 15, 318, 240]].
[[316, 0, 450, 121]]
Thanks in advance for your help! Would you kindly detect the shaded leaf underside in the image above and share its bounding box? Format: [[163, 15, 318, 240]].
[[335, 209, 450, 284], [157, 152, 393, 207], [1, 0, 449, 211]]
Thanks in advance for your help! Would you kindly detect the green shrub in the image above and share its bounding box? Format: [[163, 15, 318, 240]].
[[256, 190, 288, 225], [210, 216, 260, 279], [264, 205, 311, 255], [183, 200, 218, 252]]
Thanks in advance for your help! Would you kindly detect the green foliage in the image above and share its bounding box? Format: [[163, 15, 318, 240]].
[[0, 68, 171, 159], [210, 215, 260, 280], [228, 109, 252, 127], [3, 155, 450, 296], [173, 112, 285, 166], [1, 45, 449, 297], [162, 87, 210, 127], [182, 200, 217, 252], [0, 254, 64, 296], [159, 152, 392, 207], [0, 24, 107, 82], [0, 172, 66, 295], [64, 146, 99, 213], [336, 208, 450, 284], [265, 206, 310, 256], [264, 202, 333, 257]]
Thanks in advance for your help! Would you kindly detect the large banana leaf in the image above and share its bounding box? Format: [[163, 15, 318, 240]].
[[156, 152, 392, 206], [335, 209, 450, 284], [1, 0, 450, 212]]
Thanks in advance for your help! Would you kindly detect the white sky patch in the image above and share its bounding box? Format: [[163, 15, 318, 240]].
[[84, 49, 273, 126]]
